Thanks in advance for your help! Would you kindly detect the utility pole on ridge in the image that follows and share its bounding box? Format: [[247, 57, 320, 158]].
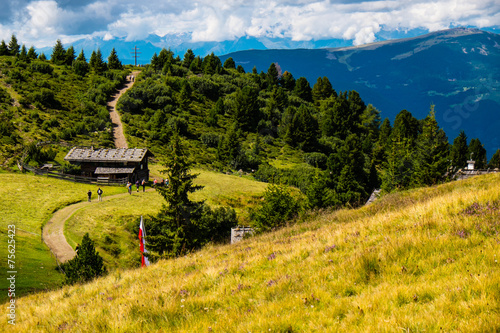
[[130, 46, 141, 67]]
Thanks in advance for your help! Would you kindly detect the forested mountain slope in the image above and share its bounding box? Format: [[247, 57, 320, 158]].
[[220, 28, 500, 157]]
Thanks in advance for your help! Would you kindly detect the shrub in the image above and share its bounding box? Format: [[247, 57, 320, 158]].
[[200, 132, 220, 148], [251, 184, 301, 233], [30, 61, 54, 74], [304, 152, 327, 169], [61, 233, 106, 284]]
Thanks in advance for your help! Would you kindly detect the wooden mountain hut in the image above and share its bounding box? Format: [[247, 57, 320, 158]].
[[64, 147, 152, 182]]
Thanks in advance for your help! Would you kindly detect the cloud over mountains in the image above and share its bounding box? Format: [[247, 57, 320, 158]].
[[0, 0, 499, 48]]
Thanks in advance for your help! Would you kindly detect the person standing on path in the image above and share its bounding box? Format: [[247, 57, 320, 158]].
[[97, 188, 103, 202], [87, 190, 92, 202], [142, 179, 146, 192], [136, 180, 140, 192]]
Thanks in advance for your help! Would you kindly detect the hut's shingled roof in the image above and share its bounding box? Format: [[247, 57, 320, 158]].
[[64, 147, 150, 163]]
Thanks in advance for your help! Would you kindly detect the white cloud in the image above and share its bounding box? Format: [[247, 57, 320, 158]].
[[4, 0, 500, 48]]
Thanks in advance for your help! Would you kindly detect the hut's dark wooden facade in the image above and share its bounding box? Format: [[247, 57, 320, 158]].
[[64, 147, 152, 182]]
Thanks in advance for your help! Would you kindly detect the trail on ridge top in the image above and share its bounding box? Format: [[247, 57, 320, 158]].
[[108, 71, 140, 148]]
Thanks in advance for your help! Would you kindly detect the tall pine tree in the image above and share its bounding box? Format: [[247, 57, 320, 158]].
[[414, 106, 449, 185], [450, 130, 468, 171]]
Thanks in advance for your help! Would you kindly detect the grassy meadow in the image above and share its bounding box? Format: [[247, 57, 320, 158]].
[[1, 166, 268, 300], [9, 173, 500, 332], [64, 167, 269, 270], [0, 172, 126, 301]]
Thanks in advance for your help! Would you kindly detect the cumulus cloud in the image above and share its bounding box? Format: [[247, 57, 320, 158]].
[[2, 0, 499, 48]]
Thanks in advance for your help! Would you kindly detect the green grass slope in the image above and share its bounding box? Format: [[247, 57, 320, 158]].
[[0, 172, 127, 301], [11, 174, 500, 332], [0, 167, 268, 300]]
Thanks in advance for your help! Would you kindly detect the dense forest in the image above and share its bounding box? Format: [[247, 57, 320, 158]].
[[1, 34, 500, 209]]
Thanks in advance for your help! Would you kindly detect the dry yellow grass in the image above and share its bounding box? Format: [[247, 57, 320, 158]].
[[9, 174, 500, 332]]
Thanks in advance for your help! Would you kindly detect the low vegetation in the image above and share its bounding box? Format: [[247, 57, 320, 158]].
[[10, 173, 500, 332]]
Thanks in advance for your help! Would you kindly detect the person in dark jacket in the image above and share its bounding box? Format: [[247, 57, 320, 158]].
[[87, 190, 92, 202], [97, 188, 103, 201]]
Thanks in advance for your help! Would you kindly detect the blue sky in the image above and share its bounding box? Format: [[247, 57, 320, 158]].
[[0, 0, 499, 48]]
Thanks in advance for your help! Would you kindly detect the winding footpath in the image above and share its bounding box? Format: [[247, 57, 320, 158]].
[[107, 71, 141, 148], [43, 71, 141, 263]]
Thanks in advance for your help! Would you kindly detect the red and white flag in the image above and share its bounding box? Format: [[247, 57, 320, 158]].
[[138, 216, 150, 267]]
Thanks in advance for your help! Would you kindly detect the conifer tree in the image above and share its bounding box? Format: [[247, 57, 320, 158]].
[[217, 122, 242, 168], [223, 57, 235, 69], [51, 39, 66, 65], [293, 104, 318, 151], [293, 77, 312, 102], [62, 233, 106, 284], [148, 132, 204, 257], [450, 130, 468, 171], [27, 46, 38, 60], [414, 106, 449, 185], [18, 45, 27, 61], [107, 48, 122, 69], [8, 35, 20, 56], [39, 53, 47, 61], [489, 149, 500, 169], [392, 109, 421, 147], [183, 49, 195, 68], [468, 138, 487, 169], [0, 40, 8, 56], [312, 76, 336, 104], [232, 86, 259, 130], [76, 49, 86, 62], [266, 63, 279, 87], [89, 49, 106, 72], [65, 46, 75, 66], [281, 71, 295, 90]]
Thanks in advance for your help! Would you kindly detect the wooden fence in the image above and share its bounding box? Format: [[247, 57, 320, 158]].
[[21, 164, 128, 186]]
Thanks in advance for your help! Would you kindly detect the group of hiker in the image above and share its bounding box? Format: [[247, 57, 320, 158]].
[[87, 178, 169, 201], [126, 179, 147, 194], [87, 188, 103, 202]]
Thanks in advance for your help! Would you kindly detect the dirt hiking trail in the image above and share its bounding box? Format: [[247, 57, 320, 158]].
[[108, 70, 141, 148]]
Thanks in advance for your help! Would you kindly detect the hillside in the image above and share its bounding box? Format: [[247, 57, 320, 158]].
[[0, 167, 269, 300], [0, 52, 129, 166], [220, 28, 500, 157], [10, 173, 500, 332]]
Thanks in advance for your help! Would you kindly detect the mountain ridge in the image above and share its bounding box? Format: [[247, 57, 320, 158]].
[[220, 28, 500, 156]]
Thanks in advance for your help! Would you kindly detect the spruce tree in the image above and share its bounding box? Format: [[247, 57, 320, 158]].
[[65, 46, 75, 66], [148, 132, 204, 257], [414, 106, 449, 185], [489, 149, 500, 169], [62, 233, 106, 284], [293, 77, 312, 102], [76, 49, 86, 62], [450, 130, 468, 171], [27, 46, 38, 60], [107, 48, 122, 69], [39, 53, 47, 61], [293, 104, 318, 151], [51, 39, 66, 65], [8, 35, 20, 56], [18, 45, 27, 61], [0, 40, 8, 56], [468, 138, 487, 169], [266, 63, 279, 87], [183, 49, 195, 68], [89, 49, 106, 72]]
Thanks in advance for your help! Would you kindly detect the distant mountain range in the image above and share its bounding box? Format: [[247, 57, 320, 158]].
[[220, 28, 500, 158]]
